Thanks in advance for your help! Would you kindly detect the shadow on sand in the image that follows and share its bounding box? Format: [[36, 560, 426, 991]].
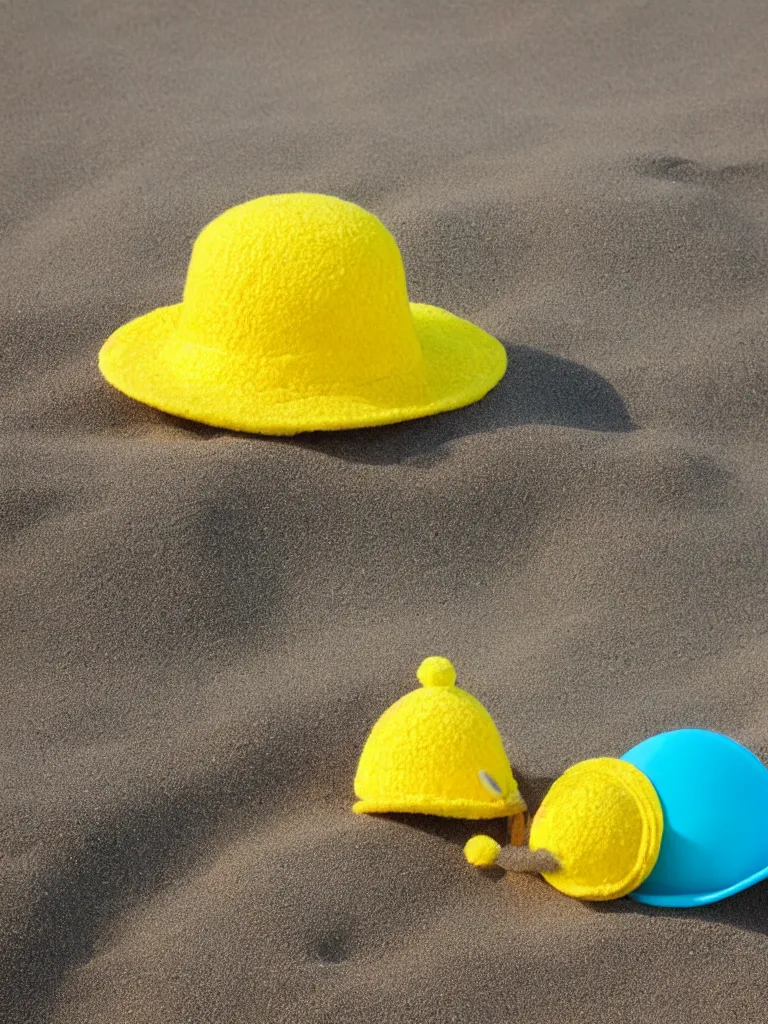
[[161, 344, 634, 465]]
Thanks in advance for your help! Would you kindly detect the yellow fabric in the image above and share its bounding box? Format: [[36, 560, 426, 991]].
[[416, 656, 456, 688], [464, 834, 502, 867], [353, 657, 525, 820], [98, 193, 507, 435], [528, 758, 663, 901]]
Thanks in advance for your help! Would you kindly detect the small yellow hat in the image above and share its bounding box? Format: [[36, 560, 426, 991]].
[[98, 193, 507, 435], [464, 758, 663, 900], [353, 657, 525, 820], [528, 758, 663, 900]]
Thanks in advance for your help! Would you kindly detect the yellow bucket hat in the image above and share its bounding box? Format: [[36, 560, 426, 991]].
[[464, 757, 663, 901], [99, 193, 507, 435], [353, 657, 525, 820]]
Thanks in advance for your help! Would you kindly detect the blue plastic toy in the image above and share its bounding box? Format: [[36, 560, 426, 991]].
[[622, 729, 768, 907]]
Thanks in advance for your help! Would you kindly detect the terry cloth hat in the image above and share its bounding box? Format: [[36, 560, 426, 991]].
[[527, 758, 663, 900], [98, 193, 507, 435], [353, 657, 525, 820], [464, 757, 663, 901]]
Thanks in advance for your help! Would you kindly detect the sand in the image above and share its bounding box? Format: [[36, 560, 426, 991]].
[[2, 0, 768, 1021]]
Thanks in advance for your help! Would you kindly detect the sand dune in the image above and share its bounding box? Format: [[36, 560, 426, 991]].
[[2, 1, 768, 1021]]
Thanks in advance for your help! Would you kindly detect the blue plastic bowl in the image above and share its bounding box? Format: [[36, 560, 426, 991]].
[[621, 729, 768, 907]]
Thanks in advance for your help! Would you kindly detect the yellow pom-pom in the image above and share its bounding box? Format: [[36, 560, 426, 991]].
[[417, 656, 456, 688], [464, 834, 501, 867]]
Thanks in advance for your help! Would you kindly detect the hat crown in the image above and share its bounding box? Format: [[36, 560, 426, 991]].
[[176, 193, 429, 400]]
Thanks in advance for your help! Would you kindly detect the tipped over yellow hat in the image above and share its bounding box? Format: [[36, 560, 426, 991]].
[[98, 193, 507, 435], [528, 758, 663, 900], [353, 657, 525, 820], [464, 757, 663, 900]]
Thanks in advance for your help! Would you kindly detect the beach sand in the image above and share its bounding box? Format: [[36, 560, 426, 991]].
[[2, 1, 768, 1020]]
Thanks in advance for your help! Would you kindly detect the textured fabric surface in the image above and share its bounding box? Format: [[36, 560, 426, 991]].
[[99, 194, 507, 433], [4, 0, 768, 1022], [354, 657, 524, 818], [464, 834, 503, 867], [528, 758, 663, 900]]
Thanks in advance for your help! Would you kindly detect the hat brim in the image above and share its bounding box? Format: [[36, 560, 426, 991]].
[[98, 302, 507, 435], [629, 861, 768, 908], [353, 789, 526, 820]]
